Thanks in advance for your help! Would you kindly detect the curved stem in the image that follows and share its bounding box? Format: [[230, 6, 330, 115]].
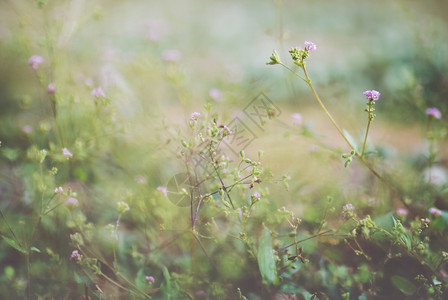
[[301, 65, 356, 151]]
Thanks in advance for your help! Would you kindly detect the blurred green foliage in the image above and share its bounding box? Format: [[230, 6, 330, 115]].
[[0, 0, 448, 299]]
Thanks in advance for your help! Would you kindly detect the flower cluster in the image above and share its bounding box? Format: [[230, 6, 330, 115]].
[[341, 203, 355, 220], [222, 125, 232, 136], [70, 250, 82, 261], [291, 113, 303, 126], [54, 186, 64, 194], [429, 207, 443, 216], [190, 112, 200, 121], [65, 197, 79, 208], [426, 107, 442, 119], [304, 40, 317, 52], [62, 148, 73, 159], [117, 201, 130, 214], [29, 55, 44, 70], [363, 90, 381, 101], [157, 186, 168, 196], [91, 87, 106, 98], [47, 83, 56, 95], [145, 276, 155, 285]]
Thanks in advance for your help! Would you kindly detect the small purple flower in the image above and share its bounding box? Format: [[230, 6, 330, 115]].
[[136, 176, 147, 184], [190, 112, 200, 121], [23, 125, 32, 134], [47, 83, 56, 95], [70, 250, 82, 261], [222, 125, 232, 135], [157, 186, 168, 196], [253, 192, 261, 199], [145, 276, 155, 285], [396, 208, 408, 216], [426, 107, 442, 119], [341, 203, 355, 220], [91, 87, 106, 98], [304, 41, 317, 52], [363, 90, 381, 101], [209, 88, 222, 101], [62, 148, 73, 159], [429, 207, 443, 216], [54, 186, 64, 194], [425, 218, 430, 223], [65, 197, 78, 207], [29, 55, 44, 70], [162, 49, 181, 62], [237, 208, 243, 218], [291, 113, 303, 126]]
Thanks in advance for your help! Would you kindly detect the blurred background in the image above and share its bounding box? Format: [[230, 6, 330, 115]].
[[0, 0, 447, 298]]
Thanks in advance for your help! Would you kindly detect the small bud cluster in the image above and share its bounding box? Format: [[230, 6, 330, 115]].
[[342, 150, 356, 168], [363, 90, 380, 121], [288, 41, 316, 67], [266, 41, 316, 67]]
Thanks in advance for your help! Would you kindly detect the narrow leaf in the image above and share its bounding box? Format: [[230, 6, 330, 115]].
[[1, 235, 27, 254], [391, 275, 417, 295], [31, 246, 41, 253], [258, 227, 276, 283]]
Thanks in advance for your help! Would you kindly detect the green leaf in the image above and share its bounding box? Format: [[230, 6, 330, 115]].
[[391, 275, 417, 295], [135, 268, 147, 290], [30, 246, 41, 253], [1, 235, 27, 254], [160, 267, 180, 300], [4, 265, 15, 280], [257, 227, 276, 284]]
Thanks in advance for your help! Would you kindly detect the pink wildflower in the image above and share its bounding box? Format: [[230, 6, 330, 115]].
[[209, 88, 222, 101], [145, 276, 155, 285], [396, 208, 408, 216], [426, 107, 442, 119], [62, 148, 73, 159], [291, 113, 303, 126], [190, 112, 200, 121], [91, 87, 106, 98], [70, 250, 82, 261], [47, 83, 56, 95], [54, 186, 64, 194], [429, 207, 443, 216], [304, 41, 317, 52], [29, 55, 44, 70], [157, 186, 168, 196]]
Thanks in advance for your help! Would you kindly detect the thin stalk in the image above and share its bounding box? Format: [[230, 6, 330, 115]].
[[279, 230, 333, 252], [192, 232, 217, 269], [0, 209, 22, 246], [427, 118, 434, 183], [361, 101, 373, 157], [301, 65, 356, 151], [279, 62, 307, 83], [25, 252, 31, 300]]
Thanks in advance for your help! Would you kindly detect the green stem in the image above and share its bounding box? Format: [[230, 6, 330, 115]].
[[427, 118, 434, 183], [279, 62, 307, 83], [361, 102, 373, 157], [301, 65, 356, 151]]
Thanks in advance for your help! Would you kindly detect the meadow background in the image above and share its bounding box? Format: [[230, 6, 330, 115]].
[[1, 0, 448, 299]]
